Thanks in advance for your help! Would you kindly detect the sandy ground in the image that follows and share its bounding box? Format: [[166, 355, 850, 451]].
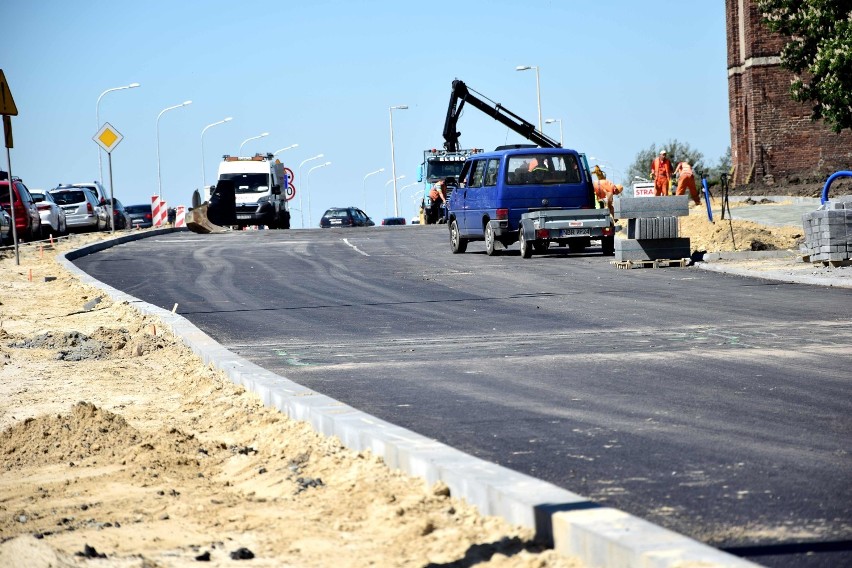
[[0, 196, 842, 567], [0, 234, 581, 567]]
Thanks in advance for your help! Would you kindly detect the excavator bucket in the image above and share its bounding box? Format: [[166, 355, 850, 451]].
[[185, 180, 237, 234], [186, 204, 229, 234]]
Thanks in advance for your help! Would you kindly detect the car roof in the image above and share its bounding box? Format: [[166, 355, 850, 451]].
[[470, 147, 580, 159]]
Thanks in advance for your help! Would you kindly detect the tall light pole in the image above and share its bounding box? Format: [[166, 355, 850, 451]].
[[362, 168, 385, 212], [239, 132, 269, 155], [273, 144, 298, 156], [389, 105, 408, 218], [398, 181, 418, 219], [516, 65, 542, 132], [306, 161, 331, 228], [96, 82, 140, 183], [201, 117, 233, 191], [384, 174, 404, 217], [298, 154, 324, 228], [156, 100, 192, 199], [545, 118, 563, 146]]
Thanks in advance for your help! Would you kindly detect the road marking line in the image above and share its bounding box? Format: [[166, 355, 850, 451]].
[[343, 238, 369, 256]]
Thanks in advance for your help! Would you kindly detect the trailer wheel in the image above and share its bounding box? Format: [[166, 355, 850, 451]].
[[450, 220, 467, 254], [519, 224, 533, 258], [601, 235, 615, 256], [484, 223, 500, 256]]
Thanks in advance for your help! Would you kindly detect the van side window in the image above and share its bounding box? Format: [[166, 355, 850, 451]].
[[469, 160, 486, 188], [457, 161, 472, 187], [506, 154, 581, 185], [484, 159, 499, 186]]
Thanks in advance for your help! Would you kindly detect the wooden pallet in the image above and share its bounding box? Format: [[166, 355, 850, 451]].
[[612, 258, 690, 270]]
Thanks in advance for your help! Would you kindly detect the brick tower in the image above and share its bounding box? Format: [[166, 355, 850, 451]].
[[726, 0, 852, 187]]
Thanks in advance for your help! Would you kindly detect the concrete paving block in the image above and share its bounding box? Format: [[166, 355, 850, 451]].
[[615, 238, 691, 261], [627, 217, 679, 239], [614, 196, 689, 219]]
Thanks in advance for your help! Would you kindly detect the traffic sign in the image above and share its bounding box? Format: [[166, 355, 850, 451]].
[[283, 167, 294, 182], [0, 70, 18, 116], [285, 183, 296, 201], [93, 122, 124, 153]]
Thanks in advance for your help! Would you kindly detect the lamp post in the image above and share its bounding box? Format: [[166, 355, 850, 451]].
[[298, 154, 324, 228], [201, 117, 233, 191], [96, 82, 140, 183], [306, 161, 331, 228], [516, 65, 542, 132], [384, 175, 404, 218], [389, 105, 408, 218], [239, 132, 269, 155], [545, 118, 563, 146], [156, 100, 192, 199], [398, 181, 418, 219], [273, 144, 298, 156], [362, 168, 385, 212]]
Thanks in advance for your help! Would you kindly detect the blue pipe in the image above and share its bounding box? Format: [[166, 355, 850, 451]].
[[821, 171, 852, 205], [701, 176, 713, 222]]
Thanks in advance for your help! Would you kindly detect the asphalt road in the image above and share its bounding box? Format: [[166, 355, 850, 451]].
[[74, 226, 852, 567]]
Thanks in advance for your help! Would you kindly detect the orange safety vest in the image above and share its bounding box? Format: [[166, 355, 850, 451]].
[[652, 157, 672, 178], [677, 162, 693, 176]]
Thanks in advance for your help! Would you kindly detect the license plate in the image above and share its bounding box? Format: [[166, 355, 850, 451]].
[[560, 228, 590, 236], [331, 219, 342, 224], [236, 214, 252, 220]]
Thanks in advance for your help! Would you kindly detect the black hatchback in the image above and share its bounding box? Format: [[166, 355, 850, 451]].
[[319, 207, 374, 228]]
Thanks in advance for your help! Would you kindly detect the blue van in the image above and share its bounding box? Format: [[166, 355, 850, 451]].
[[446, 147, 606, 255]]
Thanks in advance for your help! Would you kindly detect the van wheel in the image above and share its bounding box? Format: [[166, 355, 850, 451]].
[[450, 220, 467, 253], [519, 224, 533, 259], [484, 223, 500, 256]]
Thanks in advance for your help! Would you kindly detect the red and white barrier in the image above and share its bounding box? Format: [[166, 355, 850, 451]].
[[175, 205, 186, 228], [151, 195, 167, 227]]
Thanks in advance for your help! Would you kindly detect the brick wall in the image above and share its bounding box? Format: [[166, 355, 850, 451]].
[[726, 0, 852, 186]]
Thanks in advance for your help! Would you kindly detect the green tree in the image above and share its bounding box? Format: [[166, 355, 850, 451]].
[[625, 140, 706, 184], [758, 0, 852, 132]]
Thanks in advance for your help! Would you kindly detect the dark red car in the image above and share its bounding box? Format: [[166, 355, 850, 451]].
[[0, 174, 42, 242]]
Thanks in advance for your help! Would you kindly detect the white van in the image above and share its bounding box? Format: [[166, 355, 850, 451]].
[[214, 154, 291, 229]]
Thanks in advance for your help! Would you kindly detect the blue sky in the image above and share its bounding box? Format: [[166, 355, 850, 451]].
[[3, 0, 729, 226]]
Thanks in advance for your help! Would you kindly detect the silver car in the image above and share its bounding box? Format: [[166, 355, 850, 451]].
[[50, 187, 104, 232], [0, 208, 10, 245], [29, 189, 68, 237]]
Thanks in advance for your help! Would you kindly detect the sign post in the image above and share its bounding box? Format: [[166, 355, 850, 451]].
[[93, 122, 124, 234], [1, 69, 20, 265]]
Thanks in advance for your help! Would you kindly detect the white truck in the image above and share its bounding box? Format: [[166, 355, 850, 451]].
[[196, 154, 292, 229]]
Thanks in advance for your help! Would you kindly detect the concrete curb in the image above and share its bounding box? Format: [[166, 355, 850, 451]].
[[56, 230, 760, 568]]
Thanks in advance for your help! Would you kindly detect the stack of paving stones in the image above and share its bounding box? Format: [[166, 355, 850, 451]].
[[801, 195, 852, 263], [612, 195, 691, 262]]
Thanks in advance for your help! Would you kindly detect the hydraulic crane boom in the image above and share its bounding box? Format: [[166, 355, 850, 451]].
[[443, 79, 561, 152]]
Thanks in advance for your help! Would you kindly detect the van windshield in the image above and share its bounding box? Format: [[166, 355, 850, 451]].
[[219, 173, 270, 194], [506, 154, 582, 185]]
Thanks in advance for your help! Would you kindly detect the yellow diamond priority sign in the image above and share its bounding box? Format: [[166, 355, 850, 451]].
[[93, 122, 124, 153]]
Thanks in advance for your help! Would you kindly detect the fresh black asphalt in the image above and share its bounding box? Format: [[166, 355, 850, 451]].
[[73, 226, 852, 567]]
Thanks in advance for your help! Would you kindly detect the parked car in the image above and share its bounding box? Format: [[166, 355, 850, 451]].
[[50, 187, 103, 232], [0, 175, 42, 241], [410, 217, 421, 225], [54, 183, 109, 230], [319, 207, 374, 228], [104, 197, 132, 230], [125, 203, 153, 229], [29, 189, 68, 237], [0, 208, 11, 245], [381, 217, 406, 226]]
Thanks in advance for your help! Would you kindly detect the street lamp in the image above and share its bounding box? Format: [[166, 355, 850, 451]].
[[96, 82, 140, 183], [201, 117, 233, 191], [298, 154, 324, 228], [156, 100, 192, 199], [384, 174, 405, 218], [239, 132, 269, 155], [545, 118, 563, 146], [516, 65, 542, 132], [306, 161, 331, 228], [273, 144, 298, 156], [363, 168, 385, 212], [398, 181, 418, 219], [389, 105, 408, 217]]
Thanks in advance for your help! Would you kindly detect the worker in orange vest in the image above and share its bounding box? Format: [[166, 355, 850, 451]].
[[593, 178, 624, 218], [650, 150, 673, 196], [674, 160, 701, 205]]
